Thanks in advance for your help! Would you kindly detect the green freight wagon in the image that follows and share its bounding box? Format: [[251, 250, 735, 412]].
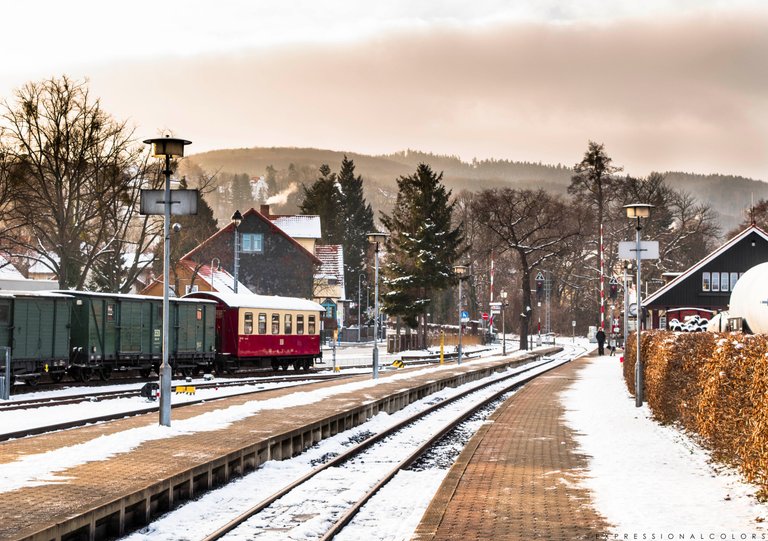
[[170, 297, 217, 377], [60, 291, 216, 381], [0, 291, 72, 385]]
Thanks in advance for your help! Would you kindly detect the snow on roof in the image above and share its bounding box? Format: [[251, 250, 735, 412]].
[[187, 262, 251, 295], [0, 257, 25, 280], [53, 289, 217, 303], [314, 245, 344, 281], [185, 290, 325, 311], [270, 215, 322, 239]]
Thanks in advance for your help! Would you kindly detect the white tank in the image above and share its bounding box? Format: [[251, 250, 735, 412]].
[[729, 262, 768, 333]]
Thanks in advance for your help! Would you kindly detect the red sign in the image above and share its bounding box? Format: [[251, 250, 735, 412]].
[[482, 312, 489, 321]]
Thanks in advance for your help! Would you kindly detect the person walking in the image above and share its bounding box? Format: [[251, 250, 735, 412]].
[[609, 334, 616, 356], [596, 328, 606, 355]]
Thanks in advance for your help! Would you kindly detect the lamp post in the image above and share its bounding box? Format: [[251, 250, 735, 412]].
[[231, 210, 243, 293], [211, 257, 220, 292], [143, 135, 191, 427], [624, 203, 653, 408], [453, 264, 469, 365], [623, 260, 631, 352], [358, 273, 366, 342], [367, 232, 387, 379], [500, 290, 508, 356]]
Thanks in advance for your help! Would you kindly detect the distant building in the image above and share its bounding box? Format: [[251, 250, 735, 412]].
[[143, 206, 321, 299], [643, 225, 768, 329], [0, 256, 58, 291], [313, 244, 347, 330]]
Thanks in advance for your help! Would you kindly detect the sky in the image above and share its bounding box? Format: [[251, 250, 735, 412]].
[[2, 0, 767, 179]]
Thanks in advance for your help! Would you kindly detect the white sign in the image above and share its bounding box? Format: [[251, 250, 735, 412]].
[[489, 302, 502, 308], [619, 240, 659, 260], [140, 189, 199, 215]]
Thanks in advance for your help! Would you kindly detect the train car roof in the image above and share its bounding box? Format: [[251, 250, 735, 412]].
[[51, 290, 217, 304], [0, 290, 73, 299], [185, 291, 325, 311]]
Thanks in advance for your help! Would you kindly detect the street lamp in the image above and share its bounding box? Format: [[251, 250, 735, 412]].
[[231, 210, 243, 293], [453, 264, 469, 365], [367, 232, 388, 379], [500, 290, 508, 356], [143, 135, 191, 427], [358, 273, 366, 342], [624, 203, 653, 408]]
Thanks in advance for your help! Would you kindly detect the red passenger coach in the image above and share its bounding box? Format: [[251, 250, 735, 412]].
[[185, 291, 324, 372]]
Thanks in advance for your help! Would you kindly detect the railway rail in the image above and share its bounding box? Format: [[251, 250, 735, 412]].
[[0, 372, 353, 441], [199, 352, 573, 541]]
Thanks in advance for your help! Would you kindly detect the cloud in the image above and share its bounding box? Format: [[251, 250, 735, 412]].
[[82, 11, 768, 179]]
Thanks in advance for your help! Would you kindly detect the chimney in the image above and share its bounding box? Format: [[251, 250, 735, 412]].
[[260, 204, 270, 218]]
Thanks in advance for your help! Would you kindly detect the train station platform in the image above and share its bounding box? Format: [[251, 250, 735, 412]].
[[0, 348, 558, 541], [413, 352, 610, 541]]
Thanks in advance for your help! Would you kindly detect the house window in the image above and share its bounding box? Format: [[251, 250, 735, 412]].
[[731, 272, 739, 288], [244, 312, 253, 335], [258, 313, 267, 334], [185, 284, 199, 294], [711, 272, 720, 292], [297, 314, 305, 335], [308, 315, 316, 334], [702, 272, 710, 292], [241, 233, 264, 253], [284, 314, 292, 334], [322, 301, 336, 320], [720, 272, 729, 292], [271, 313, 280, 334]]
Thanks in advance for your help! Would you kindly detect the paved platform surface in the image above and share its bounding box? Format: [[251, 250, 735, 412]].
[[413, 353, 611, 541]]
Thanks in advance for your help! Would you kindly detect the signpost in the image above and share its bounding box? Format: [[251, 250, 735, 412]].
[[619, 240, 659, 260]]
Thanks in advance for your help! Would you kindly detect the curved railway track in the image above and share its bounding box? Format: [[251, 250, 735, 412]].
[[200, 352, 573, 541]]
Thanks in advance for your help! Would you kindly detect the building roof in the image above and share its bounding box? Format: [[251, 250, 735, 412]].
[[643, 224, 768, 307], [185, 290, 324, 311], [313, 244, 346, 299], [271, 215, 322, 239], [181, 261, 251, 295], [0, 257, 25, 280]]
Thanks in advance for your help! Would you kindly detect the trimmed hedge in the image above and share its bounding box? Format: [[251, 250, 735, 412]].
[[624, 331, 768, 495]]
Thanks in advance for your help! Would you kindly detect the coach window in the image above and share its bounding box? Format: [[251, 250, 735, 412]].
[[107, 303, 115, 322], [0, 303, 9, 325], [701, 272, 710, 292], [284, 314, 292, 334], [258, 313, 267, 334], [297, 314, 305, 335], [196, 307, 203, 320], [244, 312, 253, 335], [308, 315, 316, 334], [272, 313, 280, 334]]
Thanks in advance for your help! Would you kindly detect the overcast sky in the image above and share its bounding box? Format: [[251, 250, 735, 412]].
[[3, 1, 767, 179]]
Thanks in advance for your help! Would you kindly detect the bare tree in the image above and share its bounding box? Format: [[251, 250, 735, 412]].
[[471, 188, 582, 349], [0, 76, 143, 289]]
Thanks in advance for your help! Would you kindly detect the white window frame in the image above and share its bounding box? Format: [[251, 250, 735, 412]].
[[242, 233, 264, 253], [701, 272, 710, 292], [720, 272, 729, 292], [711, 272, 720, 292]]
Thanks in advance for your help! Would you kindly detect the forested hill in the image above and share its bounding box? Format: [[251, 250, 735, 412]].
[[185, 147, 767, 234]]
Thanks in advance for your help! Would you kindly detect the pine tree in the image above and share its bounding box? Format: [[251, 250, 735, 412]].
[[380, 163, 464, 345], [299, 164, 343, 244], [337, 156, 374, 303]]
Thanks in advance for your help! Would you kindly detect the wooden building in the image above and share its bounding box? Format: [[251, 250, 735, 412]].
[[643, 225, 768, 329]]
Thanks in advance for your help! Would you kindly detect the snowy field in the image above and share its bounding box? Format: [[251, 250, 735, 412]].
[[561, 354, 768, 538]]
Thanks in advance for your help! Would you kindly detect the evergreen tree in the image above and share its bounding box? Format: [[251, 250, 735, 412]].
[[337, 156, 375, 303], [380, 163, 464, 345], [265, 165, 278, 198], [299, 164, 343, 244], [231, 173, 253, 210]]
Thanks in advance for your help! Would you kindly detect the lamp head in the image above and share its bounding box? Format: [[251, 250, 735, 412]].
[[143, 135, 191, 158], [367, 231, 388, 244], [624, 203, 653, 219], [453, 264, 468, 277], [231, 210, 243, 228]]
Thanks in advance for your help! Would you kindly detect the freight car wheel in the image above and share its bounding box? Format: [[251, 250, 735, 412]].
[[78, 367, 93, 382], [50, 373, 65, 383], [98, 367, 112, 381], [139, 368, 152, 379]]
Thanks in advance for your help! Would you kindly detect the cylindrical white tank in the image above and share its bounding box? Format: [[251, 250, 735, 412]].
[[729, 262, 768, 333]]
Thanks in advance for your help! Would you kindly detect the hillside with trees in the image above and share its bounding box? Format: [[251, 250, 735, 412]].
[[183, 147, 765, 233]]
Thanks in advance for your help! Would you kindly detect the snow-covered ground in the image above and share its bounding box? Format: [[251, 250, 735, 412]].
[[561, 354, 768, 537]]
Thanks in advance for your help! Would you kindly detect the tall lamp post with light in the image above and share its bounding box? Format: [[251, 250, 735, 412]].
[[624, 203, 653, 407], [231, 210, 243, 293], [143, 135, 191, 427], [500, 290, 508, 356], [453, 264, 469, 365], [367, 232, 387, 379]]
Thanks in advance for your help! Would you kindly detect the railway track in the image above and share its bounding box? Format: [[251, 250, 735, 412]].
[[0, 372, 353, 441], [198, 352, 574, 541]]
